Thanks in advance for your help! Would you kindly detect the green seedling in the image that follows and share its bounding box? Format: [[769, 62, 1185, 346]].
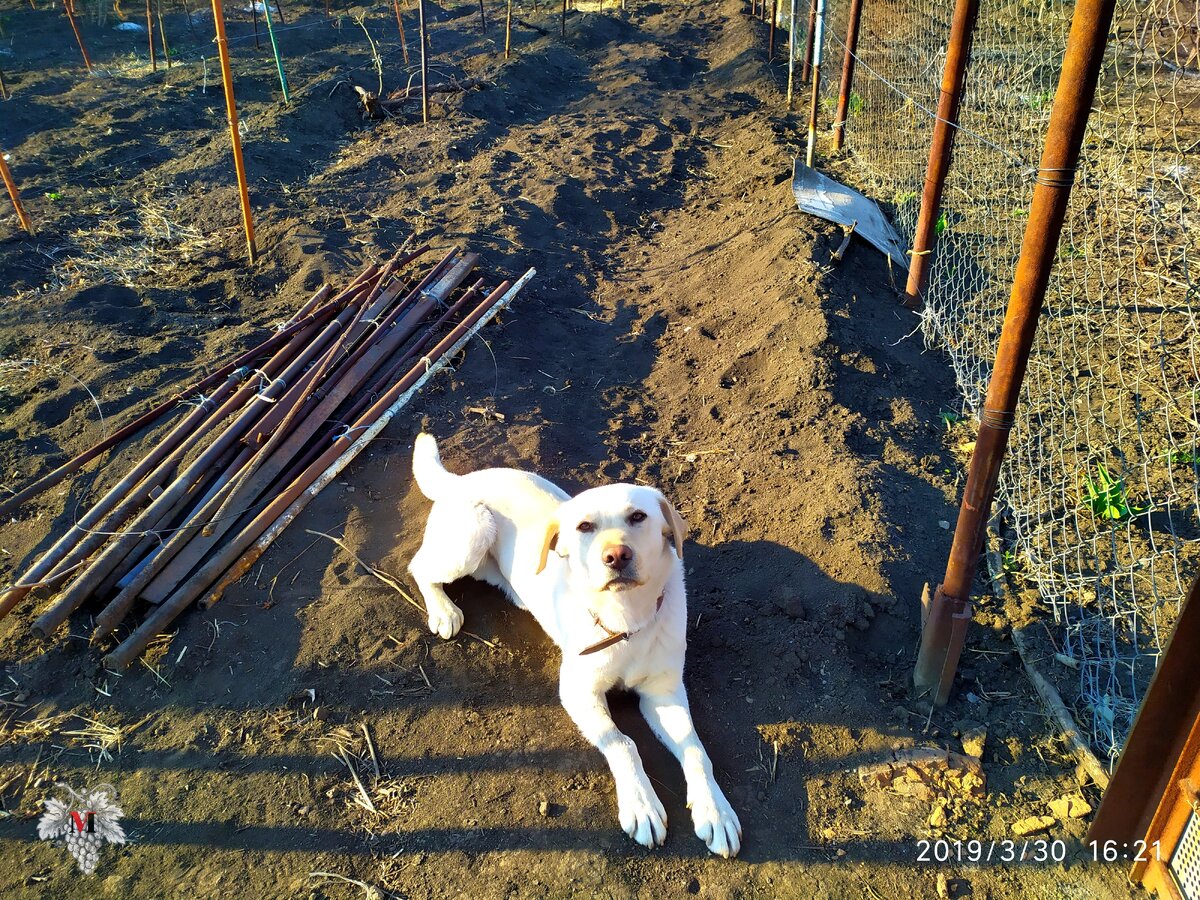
[[1011, 206, 1027, 218], [44, 191, 63, 201], [935, 211, 949, 236], [1002, 550, 1020, 575], [849, 92, 865, 115], [894, 190, 919, 206], [938, 410, 962, 431], [1166, 447, 1199, 465], [1082, 463, 1136, 521]]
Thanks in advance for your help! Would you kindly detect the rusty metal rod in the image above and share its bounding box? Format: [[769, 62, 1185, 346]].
[[63, 0, 94, 73], [128, 254, 472, 612], [913, 0, 1118, 704], [31, 314, 335, 639], [393, 0, 410, 65], [903, 0, 978, 307], [87, 302, 367, 637], [800, 0, 816, 83], [832, 0, 863, 151], [768, 0, 778, 60], [805, 0, 824, 167], [785, 0, 798, 109], [211, 0, 258, 262], [418, 0, 429, 123], [0, 286, 353, 521], [103, 272, 526, 667], [0, 368, 248, 621], [0, 150, 34, 236], [146, 0, 157, 71]]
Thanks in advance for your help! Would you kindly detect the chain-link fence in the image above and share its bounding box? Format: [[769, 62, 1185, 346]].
[[772, 0, 1200, 763]]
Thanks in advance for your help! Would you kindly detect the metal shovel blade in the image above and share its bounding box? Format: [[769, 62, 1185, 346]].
[[792, 160, 909, 270]]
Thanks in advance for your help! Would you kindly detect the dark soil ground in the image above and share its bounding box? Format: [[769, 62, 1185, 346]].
[[0, 0, 1142, 896]]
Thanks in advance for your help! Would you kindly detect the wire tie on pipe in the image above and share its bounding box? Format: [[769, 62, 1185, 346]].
[[980, 407, 1015, 430], [332, 424, 370, 442], [1034, 166, 1077, 189]]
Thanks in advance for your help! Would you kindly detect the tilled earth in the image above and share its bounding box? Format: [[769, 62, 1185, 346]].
[[0, 0, 1137, 896]]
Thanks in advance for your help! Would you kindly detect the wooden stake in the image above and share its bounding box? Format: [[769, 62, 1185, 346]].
[[0, 151, 34, 236], [418, 0, 429, 123], [393, 0, 410, 65], [156, 0, 172, 69], [478, 0, 487, 31], [210, 0, 258, 262], [251, 0, 261, 49], [561, 0, 566, 36], [145, 0, 157, 71], [63, 0, 94, 73], [505, 0, 512, 58]]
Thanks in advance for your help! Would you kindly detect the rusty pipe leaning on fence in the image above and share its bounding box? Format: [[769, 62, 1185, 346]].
[[903, 0, 978, 308], [0, 280, 355, 522], [913, 0, 1119, 704], [832, 0, 864, 151], [105, 273, 534, 668], [805, 0, 825, 167], [29, 314, 334, 639]]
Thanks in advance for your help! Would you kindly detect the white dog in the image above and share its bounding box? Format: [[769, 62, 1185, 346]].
[[408, 433, 742, 857]]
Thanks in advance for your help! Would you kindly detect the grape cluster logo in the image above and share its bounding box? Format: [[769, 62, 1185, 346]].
[[37, 783, 126, 875]]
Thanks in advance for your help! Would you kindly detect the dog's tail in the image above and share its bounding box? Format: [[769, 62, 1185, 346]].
[[412, 433, 459, 502]]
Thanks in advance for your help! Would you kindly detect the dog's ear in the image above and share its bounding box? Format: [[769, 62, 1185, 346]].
[[536, 517, 560, 574], [657, 494, 687, 560]]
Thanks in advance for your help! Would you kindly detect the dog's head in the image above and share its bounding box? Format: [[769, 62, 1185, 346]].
[[535, 484, 686, 595]]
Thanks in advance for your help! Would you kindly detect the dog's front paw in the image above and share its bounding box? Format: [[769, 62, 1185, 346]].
[[426, 599, 463, 639], [691, 789, 742, 858], [617, 781, 668, 849]]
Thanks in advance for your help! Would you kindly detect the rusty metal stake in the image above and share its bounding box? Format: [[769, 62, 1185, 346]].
[[63, 0, 93, 73], [146, 0, 157, 71], [832, 0, 863, 151], [211, 0, 258, 262], [800, 0, 816, 83], [393, 0, 409, 64], [805, 0, 824, 167], [418, 0, 430, 122], [914, 0, 1119, 704], [903, 0, 978, 308], [785, 0, 797, 109], [0, 151, 33, 236], [768, 0, 778, 60]]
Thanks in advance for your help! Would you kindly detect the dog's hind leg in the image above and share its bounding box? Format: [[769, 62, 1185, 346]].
[[408, 500, 496, 639]]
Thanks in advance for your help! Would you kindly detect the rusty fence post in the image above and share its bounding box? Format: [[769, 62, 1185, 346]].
[[418, 0, 430, 122], [805, 0, 825, 166], [768, 0, 778, 60], [832, 0, 864, 151], [801, 0, 817, 83], [210, 0, 258, 262], [913, 0, 1120, 704], [786, 0, 798, 108], [63, 0, 93, 73], [903, 0, 978, 307], [0, 151, 34, 235]]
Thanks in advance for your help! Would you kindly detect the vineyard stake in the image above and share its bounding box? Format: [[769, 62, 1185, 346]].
[[914, 0, 1119, 704], [418, 0, 429, 122], [505, 0, 512, 57], [393, 0, 410, 65], [63, 0, 94, 73], [0, 151, 34, 235], [145, 0, 157, 71], [832, 0, 863, 150], [211, 0, 259, 261], [262, 0, 291, 102], [801, 0, 816, 82], [804, 0, 824, 166]]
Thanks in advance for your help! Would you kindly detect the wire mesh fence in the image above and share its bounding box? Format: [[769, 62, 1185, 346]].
[[781, 0, 1200, 762]]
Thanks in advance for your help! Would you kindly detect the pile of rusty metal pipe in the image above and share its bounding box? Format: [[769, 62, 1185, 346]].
[[0, 246, 534, 669]]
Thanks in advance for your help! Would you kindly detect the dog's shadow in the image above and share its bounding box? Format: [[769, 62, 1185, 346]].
[[440, 533, 918, 862]]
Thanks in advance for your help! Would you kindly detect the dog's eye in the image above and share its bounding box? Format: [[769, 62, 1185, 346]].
[[576, 521, 594, 533], [628, 511, 647, 524]]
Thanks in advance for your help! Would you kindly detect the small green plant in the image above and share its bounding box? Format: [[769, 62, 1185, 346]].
[[44, 191, 63, 201], [1002, 550, 1020, 575], [935, 211, 949, 236], [849, 91, 865, 115], [1166, 447, 1199, 465], [1010, 206, 1028, 218], [894, 190, 919, 206], [1024, 89, 1054, 110], [1082, 463, 1136, 521], [938, 410, 962, 431]]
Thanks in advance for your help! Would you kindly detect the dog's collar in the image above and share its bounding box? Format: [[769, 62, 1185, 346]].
[[579, 594, 664, 656]]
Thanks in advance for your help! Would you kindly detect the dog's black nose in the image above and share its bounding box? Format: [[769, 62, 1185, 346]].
[[602, 544, 633, 571]]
